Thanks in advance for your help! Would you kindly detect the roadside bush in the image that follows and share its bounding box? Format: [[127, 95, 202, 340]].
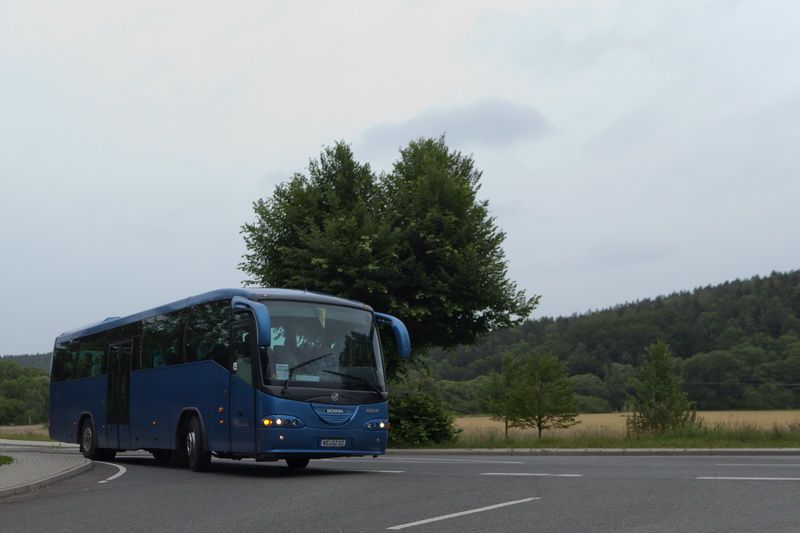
[[388, 390, 459, 446]]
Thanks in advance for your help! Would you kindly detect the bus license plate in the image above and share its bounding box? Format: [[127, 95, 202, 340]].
[[320, 439, 347, 448]]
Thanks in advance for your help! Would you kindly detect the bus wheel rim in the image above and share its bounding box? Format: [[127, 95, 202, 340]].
[[186, 429, 195, 457], [82, 426, 92, 452]]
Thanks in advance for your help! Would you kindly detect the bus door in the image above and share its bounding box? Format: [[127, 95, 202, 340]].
[[229, 316, 256, 453], [106, 340, 132, 449]]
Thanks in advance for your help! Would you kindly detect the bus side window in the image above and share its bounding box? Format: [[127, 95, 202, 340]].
[[142, 312, 183, 368], [91, 353, 103, 377], [52, 341, 78, 382], [185, 301, 230, 367], [76, 351, 93, 379]]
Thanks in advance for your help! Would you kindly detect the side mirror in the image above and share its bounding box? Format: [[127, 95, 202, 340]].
[[231, 296, 271, 349], [374, 313, 411, 359]]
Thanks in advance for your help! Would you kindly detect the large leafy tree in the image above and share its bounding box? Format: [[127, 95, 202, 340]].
[[240, 142, 399, 310], [240, 137, 538, 368], [383, 137, 537, 350]]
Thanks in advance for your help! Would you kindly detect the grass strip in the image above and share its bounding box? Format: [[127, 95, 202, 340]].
[[409, 422, 800, 449], [0, 455, 12, 466]]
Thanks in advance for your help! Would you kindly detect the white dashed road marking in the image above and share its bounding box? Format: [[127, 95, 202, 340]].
[[387, 497, 540, 530], [481, 472, 583, 477]]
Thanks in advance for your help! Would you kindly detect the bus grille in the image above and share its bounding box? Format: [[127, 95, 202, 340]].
[[312, 403, 355, 425]]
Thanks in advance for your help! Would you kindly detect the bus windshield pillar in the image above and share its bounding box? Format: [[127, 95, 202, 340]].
[[231, 297, 271, 349]]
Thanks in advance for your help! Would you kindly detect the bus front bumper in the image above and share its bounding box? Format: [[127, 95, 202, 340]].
[[256, 426, 388, 458]]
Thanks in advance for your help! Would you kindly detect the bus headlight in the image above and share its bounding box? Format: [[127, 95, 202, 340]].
[[363, 419, 389, 430], [262, 416, 304, 428]]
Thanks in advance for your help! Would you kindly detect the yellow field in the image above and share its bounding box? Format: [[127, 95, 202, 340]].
[[5, 411, 800, 442], [0, 424, 49, 438], [456, 410, 800, 439]]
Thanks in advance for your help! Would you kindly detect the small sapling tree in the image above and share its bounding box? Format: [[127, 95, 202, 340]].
[[508, 353, 579, 439], [627, 340, 696, 435]]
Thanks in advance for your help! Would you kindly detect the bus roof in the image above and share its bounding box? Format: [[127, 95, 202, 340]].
[[55, 288, 372, 344]]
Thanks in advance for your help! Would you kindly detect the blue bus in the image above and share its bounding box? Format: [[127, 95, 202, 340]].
[[49, 288, 410, 471]]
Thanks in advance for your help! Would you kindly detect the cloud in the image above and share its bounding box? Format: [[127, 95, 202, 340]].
[[359, 99, 552, 156]]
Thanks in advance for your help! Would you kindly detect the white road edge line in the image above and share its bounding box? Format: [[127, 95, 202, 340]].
[[386, 497, 540, 530], [481, 472, 583, 477], [714, 464, 800, 467], [95, 461, 127, 484], [697, 476, 800, 481], [355, 470, 405, 474]]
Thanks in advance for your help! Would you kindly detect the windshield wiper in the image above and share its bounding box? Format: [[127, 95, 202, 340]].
[[281, 352, 334, 394], [322, 369, 384, 398]]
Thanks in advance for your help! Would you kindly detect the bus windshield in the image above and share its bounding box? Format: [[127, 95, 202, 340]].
[[260, 300, 387, 396]]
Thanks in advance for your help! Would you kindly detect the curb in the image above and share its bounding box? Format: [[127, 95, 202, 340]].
[[387, 447, 800, 456], [0, 457, 93, 499]]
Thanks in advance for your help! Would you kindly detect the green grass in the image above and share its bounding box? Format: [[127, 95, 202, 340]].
[[0, 455, 12, 466], [446, 422, 800, 449]]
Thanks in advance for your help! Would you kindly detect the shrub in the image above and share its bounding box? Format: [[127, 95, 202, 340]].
[[628, 341, 696, 435], [388, 389, 459, 446]]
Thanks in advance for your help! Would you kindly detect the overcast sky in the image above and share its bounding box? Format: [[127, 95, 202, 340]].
[[2, 1, 799, 355]]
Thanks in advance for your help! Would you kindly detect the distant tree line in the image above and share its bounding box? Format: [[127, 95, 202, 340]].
[[1, 353, 52, 373], [429, 270, 800, 413], [0, 358, 48, 425]]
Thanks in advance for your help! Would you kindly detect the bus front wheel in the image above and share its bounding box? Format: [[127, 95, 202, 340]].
[[185, 417, 211, 472], [285, 458, 310, 469]]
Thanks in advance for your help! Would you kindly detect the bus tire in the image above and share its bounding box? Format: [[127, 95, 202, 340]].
[[79, 419, 100, 460], [285, 458, 310, 469], [185, 417, 211, 472]]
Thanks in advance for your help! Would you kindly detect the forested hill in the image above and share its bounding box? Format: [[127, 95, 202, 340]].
[[428, 270, 800, 411], [0, 353, 52, 373]]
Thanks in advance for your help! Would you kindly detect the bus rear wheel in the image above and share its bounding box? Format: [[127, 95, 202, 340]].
[[79, 420, 98, 459], [285, 458, 310, 469], [80, 420, 116, 461], [185, 417, 211, 472]]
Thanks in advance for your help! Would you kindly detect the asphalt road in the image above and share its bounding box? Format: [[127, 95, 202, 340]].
[[2, 449, 800, 532]]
